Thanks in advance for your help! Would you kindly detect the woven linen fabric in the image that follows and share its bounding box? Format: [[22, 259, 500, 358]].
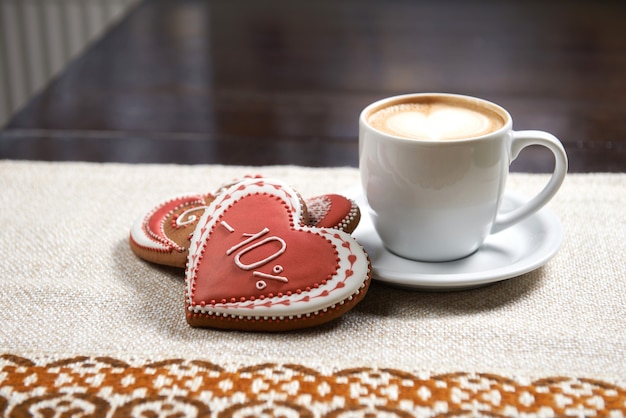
[[0, 160, 624, 416]]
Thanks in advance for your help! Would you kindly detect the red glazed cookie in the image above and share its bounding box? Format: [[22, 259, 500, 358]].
[[129, 193, 215, 267], [130, 191, 360, 268], [185, 177, 371, 332], [306, 194, 360, 234]]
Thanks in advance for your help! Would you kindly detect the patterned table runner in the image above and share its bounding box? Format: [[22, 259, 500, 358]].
[[1, 161, 624, 416]]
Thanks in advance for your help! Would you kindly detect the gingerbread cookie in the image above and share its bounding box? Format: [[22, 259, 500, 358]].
[[185, 177, 371, 332], [129, 193, 215, 267], [306, 194, 360, 233], [130, 190, 360, 268]]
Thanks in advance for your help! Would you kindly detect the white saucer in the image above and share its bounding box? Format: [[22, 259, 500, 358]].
[[345, 188, 563, 291]]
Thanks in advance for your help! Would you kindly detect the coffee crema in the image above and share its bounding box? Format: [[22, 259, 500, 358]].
[[367, 98, 505, 140]]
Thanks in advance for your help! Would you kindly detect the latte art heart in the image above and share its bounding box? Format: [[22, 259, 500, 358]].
[[385, 108, 492, 140], [367, 101, 505, 140]]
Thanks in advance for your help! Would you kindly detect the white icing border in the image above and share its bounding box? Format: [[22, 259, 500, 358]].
[[130, 213, 170, 251], [339, 200, 360, 231], [185, 178, 370, 320]]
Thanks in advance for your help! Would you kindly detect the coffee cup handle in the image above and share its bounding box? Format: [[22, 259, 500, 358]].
[[491, 130, 568, 234]]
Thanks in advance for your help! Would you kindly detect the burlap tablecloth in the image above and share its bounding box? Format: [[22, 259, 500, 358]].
[[1, 160, 624, 416]]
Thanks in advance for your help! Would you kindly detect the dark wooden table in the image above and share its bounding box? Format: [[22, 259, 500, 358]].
[[1, 0, 625, 171]]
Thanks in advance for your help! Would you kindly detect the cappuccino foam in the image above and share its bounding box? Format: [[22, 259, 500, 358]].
[[367, 100, 505, 140]]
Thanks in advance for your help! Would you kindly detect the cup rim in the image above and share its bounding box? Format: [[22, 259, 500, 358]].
[[360, 92, 513, 143]]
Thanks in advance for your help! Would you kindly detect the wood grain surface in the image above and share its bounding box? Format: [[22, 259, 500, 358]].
[[2, 0, 624, 171]]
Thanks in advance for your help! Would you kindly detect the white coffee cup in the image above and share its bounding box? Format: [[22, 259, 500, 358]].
[[359, 93, 567, 262]]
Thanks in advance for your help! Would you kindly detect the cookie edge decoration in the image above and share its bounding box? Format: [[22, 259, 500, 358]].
[[184, 178, 371, 332]]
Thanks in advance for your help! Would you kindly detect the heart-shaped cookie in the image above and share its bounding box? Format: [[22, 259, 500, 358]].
[[185, 178, 371, 331], [130, 189, 360, 268], [306, 194, 360, 233], [129, 193, 215, 267]]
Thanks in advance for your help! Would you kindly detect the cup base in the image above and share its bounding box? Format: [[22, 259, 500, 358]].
[[384, 245, 480, 263]]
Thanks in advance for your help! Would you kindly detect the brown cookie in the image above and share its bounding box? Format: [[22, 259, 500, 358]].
[[184, 177, 371, 331], [129, 193, 215, 267]]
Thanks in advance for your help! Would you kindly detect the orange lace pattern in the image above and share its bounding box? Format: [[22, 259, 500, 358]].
[[1, 354, 624, 417]]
